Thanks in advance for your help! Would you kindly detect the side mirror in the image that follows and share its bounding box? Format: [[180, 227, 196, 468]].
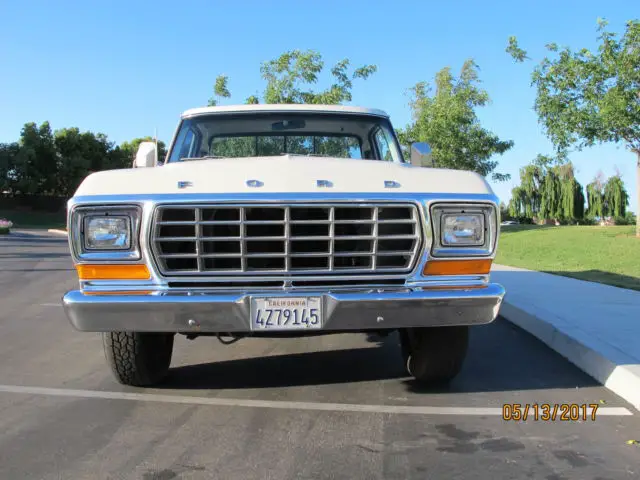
[[133, 142, 157, 168], [410, 142, 433, 167]]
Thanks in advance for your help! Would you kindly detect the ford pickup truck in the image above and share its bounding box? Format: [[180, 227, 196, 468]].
[[62, 104, 505, 387]]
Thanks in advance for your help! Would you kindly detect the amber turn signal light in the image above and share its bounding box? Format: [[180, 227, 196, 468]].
[[76, 264, 151, 280], [423, 259, 492, 276]]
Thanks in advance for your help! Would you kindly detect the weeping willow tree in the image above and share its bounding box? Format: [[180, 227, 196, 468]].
[[561, 177, 585, 220], [539, 168, 562, 220], [603, 175, 629, 218], [536, 163, 585, 222], [509, 156, 587, 222], [508, 186, 528, 218], [509, 164, 542, 218], [555, 162, 585, 221], [586, 181, 604, 219]]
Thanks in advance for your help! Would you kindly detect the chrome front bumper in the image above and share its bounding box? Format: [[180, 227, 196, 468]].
[[62, 283, 505, 333]]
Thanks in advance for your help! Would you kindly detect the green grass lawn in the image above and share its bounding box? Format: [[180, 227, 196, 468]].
[[0, 209, 66, 229], [495, 225, 640, 291]]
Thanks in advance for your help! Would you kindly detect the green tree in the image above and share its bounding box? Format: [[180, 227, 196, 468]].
[[508, 155, 586, 222], [561, 176, 585, 221], [499, 201, 510, 220], [400, 60, 513, 180], [539, 167, 562, 220], [54, 128, 92, 197], [55, 128, 131, 196], [119, 137, 167, 165], [2, 122, 151, 198], [603, 174, 629, 217], [548, 161, 586, 222], [0, 142, 20, 193], [507, 19, 640, 235], [508, 164, 542, 219], [508, 187, 523, 218], [208, 75, 231, 106], [208, 50, 377, 105], [586, 172, 605, 219], [14, 122, 57, 195]]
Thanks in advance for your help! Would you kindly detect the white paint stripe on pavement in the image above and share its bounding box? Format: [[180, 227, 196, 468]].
[[0, 384, 633, 416], [40, 303, 62, 307]]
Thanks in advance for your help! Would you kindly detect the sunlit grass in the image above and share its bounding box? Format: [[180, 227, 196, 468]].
[[495, 225, 640, 291]]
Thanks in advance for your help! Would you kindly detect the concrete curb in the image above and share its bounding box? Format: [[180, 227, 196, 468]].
[[47, 229, 68, 236], [500, 301, 640, 412]]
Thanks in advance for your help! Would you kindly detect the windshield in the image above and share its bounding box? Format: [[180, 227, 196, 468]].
[[166, 112, 405, 163]]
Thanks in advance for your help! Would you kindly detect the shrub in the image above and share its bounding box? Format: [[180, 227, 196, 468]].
[[580, 216, 598, 226], [613, 212, 637, 226], [0, 219, 12, 234]]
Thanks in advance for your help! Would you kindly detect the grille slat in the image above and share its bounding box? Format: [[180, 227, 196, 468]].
[[328, 207, 335, 271], [156, 221, 197, 226], [372, 206, 379, 270], [152, 204, 422, 275], [158, 237, 198, 241], [243, 220, 286, 225], [284, 206, 291, 272], [239, 208, 246, 272]]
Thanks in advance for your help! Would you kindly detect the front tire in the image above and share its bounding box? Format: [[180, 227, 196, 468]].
[[400, 326, 469, 386], [103, 332, 174, 387]]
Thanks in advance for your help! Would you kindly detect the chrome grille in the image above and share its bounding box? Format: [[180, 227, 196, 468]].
[[151, 203, 422, 275]]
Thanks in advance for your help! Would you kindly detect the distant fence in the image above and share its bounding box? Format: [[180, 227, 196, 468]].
[[0, 194, 68, 213]]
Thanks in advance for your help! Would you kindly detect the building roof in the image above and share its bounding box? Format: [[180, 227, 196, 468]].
[[181, 104, 389, 119]]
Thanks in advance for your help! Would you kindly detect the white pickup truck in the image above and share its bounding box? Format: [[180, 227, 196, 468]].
[[62, 104, 505, 387]]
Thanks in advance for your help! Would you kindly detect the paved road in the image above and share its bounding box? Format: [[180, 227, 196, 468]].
[[1, 230, 639, 480]]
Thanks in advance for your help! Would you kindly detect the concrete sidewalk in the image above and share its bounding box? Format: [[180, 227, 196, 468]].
[[492, 264, 640, 411]]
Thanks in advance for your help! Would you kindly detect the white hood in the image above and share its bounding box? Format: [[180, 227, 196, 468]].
[[74, 155, 495, 196]]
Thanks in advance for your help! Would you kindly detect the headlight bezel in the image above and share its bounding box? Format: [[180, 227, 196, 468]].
[[429, 202, 497, 258], [69, 204, 143, 262]]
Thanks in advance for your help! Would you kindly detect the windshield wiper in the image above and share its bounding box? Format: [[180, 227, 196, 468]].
[[179, 155, 224, 161], [280, 153, 332, 158]]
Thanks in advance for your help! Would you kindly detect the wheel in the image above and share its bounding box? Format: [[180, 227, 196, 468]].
[[399, 326, 469, 385], [102, 332, 174, 387]]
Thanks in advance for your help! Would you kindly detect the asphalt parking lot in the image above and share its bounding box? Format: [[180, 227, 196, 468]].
[[1, 230, 639, 480]]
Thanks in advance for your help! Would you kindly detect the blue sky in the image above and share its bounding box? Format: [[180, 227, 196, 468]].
[[0, 0, 637, 208]]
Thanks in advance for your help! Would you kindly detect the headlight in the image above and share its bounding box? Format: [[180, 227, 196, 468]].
[[430, 203, 496, 257], [68, 205, 142, 261], [441, 213, 484, 246], [84, 216, 131, 250]]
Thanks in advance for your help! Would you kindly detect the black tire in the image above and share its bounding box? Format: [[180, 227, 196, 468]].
[[102, 332, 174, 387], [399, 326, 469, 385]]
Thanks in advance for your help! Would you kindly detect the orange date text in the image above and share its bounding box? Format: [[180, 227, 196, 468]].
[[502, 403, 598, 422]]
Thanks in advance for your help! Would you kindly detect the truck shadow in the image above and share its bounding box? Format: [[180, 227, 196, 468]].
[[160, 317, 599, 393], [163, 340, 407, 389], [404, 317, 600, 394]]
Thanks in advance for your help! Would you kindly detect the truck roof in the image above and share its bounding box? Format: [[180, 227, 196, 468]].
[[181, 104, 389, 119]]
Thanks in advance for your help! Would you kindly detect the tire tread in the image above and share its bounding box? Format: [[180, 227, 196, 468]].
[[103, 332, 173, 387], [402, 326, 468, 385]]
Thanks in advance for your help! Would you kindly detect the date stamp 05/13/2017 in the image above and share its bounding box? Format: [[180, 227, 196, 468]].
[[502, 403, 599, 422]]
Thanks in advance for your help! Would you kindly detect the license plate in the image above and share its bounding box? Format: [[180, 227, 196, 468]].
[[250, 297, 322, 330]]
